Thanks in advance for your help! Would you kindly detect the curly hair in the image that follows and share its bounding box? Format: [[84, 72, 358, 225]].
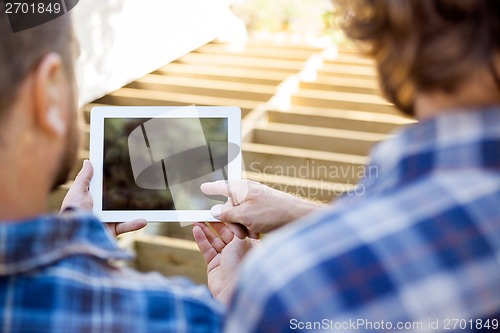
[[334, 0, 500, 116]]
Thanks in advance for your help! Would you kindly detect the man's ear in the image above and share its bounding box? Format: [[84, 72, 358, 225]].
[[33, 53, 66, 137]]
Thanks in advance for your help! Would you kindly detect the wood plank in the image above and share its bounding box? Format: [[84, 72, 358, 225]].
[[155, 63, 288, 86], [300, 76, 379, 95], [149, 224, 197, 241], [293, 89, 396, 114], [326, 53, 374, 67], [267, 107, 413, 133], [244, 40, 322, 53], [196, 43, 317, 61], [177, 53, 303, 73], [134, 235, 207, 285], [318, 63, 377, 79], [243, 142, 367, 184], [95, 88, 256, 118], [253, 123, 387, 156], [127, 74, 276, 102]]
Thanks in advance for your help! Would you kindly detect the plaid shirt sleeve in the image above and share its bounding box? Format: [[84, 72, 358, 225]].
[[0, 214, 224, 333], [225, 108, 500, 333]]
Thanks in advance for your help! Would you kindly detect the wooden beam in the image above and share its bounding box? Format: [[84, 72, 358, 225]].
[[127, 74, 276, 102], [177, 53, 303, 73], [196, 43, 317, 61], [155, 63, 288, 86], [293, 89, 396, 114], [318, 64, 377, 79], [268, 107, 413, 133], [95, 88, 256, 118], [252, 123, 387, 156], [327, 53, 374, 67], [300, 76, 379, 95], [134, 235, 208, 285], [243, 40, 322, 53], [243, 142, 367, 184]]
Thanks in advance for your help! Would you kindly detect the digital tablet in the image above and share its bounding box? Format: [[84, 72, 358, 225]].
[[89, 106, 242, 222]]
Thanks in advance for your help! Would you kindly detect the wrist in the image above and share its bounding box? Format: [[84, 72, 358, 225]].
[[284, 194, 324, 223]]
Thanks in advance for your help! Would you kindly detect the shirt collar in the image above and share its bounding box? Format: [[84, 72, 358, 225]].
[[363, 106, 500, 194], [0, 213, 132, 276]]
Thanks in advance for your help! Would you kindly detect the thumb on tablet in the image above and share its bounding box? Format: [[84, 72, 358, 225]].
[[60, 160, 94, 212], [74, 160, 94, 190]]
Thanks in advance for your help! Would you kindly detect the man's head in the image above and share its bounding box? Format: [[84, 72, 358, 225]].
[[0, 3, 79, 217], [335, 0, 500, 116]]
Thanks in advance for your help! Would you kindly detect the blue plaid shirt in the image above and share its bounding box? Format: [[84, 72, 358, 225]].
[[226, 107, 500, 333], [0, 214, 223, 333]]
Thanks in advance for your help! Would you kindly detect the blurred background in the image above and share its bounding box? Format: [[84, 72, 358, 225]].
[[49, 0, 414, 284]]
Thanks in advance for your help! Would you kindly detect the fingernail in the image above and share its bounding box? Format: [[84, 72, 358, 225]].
[[211, 205, 222, 219]]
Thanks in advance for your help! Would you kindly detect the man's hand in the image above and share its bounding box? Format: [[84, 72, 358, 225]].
[[61, 160, 94, 212], [201, 180, 324, 237], [61, 160, 147, 237], [193, 222, 259, 305]]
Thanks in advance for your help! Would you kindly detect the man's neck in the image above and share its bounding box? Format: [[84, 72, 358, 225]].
[[414, 67, 500, 120], [0, 152, 49, 221], [0, 195, 46, 221]]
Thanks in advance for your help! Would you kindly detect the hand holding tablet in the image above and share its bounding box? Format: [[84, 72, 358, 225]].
[[89, 106, 242, 222]]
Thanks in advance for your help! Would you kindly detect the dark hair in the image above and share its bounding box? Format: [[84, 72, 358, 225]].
[[334, 0, 500, 115], [0, 2, 73, 120]]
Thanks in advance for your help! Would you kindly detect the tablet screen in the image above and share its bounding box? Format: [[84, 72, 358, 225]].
[[102, 117, 228, 211]]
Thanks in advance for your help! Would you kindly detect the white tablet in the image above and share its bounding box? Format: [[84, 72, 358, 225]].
[[89, 106, 242, 222]]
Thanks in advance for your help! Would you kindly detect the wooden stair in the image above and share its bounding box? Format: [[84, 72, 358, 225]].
[[48, 41, 416, 284]]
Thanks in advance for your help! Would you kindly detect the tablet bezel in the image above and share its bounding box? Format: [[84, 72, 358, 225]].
[[89, 106, 241, 222]]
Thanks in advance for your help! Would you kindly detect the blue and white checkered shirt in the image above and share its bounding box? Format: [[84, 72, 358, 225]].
[[226, 107, 500, 333], [0, 214, 224, 333]]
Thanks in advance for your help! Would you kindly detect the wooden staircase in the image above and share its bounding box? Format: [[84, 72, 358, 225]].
[[48, 40, 415, 284]]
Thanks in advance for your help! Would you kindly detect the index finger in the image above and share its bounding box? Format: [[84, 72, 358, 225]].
[[200, 180, 250, 204], [200, 180, 231, 196]]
